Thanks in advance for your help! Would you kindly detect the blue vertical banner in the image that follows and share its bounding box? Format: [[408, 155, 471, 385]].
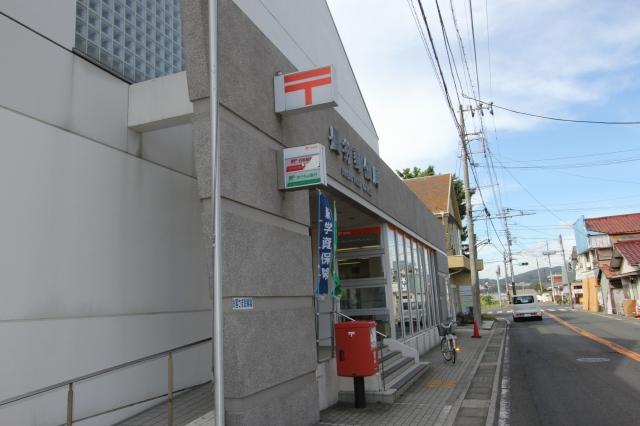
[[317, 191, 333, 296], [331, 201, 342, 298]]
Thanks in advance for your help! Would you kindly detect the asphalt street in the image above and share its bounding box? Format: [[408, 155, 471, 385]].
[[493, 304, 640, 426]]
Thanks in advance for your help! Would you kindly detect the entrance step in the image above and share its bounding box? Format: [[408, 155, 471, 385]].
[[338, 354, 430, 404]]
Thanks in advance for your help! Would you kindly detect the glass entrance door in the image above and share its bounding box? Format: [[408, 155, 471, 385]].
[[337, 226, 390, 336]]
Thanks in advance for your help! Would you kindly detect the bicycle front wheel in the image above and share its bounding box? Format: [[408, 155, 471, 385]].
[[441, 337, 452, 361]]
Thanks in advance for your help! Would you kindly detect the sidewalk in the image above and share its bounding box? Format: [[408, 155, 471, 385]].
[[567, 304, 640, 324], [319, 322, 506, 426]]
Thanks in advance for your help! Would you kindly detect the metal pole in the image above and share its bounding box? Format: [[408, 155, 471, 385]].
[[168, 353, 174, 426], [495, 266, 502, 308], [559, 235, 574, 309], [459, 106, 482, 331], [66, 383, 73, 426], [208, 1, 224, 424]]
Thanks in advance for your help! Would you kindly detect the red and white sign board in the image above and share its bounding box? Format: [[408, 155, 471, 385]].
[[274, 66, 337, 114]]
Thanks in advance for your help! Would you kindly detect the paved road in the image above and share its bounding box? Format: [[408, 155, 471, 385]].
[[494, 304, 640, 426]]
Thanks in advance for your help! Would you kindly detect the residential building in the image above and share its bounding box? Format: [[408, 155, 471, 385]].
[[404, 174, 483, 316], [0, 1, 452, 423], [573, 213, 640, 313]]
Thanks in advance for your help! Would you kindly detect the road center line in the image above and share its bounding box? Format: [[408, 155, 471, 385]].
[[545, 311, 640, 362]]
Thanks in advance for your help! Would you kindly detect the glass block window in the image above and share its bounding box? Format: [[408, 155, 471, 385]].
[[75, 0, 184, 82]]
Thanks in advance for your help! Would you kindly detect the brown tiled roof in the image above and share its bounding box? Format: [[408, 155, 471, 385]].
[[585, 213, 640, 235], [404, 174, 451, 214], [615, 239, 640, 265], [598, 262, 616, 279]]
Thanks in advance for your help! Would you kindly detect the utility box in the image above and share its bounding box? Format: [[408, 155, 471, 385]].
[[335, 321, 379, 377]]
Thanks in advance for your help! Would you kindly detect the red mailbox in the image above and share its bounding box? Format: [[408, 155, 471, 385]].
[[335, 321, 379, 377]]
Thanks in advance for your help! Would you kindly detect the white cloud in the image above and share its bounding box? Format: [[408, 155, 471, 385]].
[[327, 0, 640, 148]]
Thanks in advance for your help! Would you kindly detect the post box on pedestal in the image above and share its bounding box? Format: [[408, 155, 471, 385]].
[[335, 321, 379, 377]]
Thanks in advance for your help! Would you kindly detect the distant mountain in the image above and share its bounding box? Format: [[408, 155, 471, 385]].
[[479, 266, 563, 293]]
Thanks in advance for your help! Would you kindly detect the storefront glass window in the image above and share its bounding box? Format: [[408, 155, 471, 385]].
[[397, 233, 412, 336], [404, 236, 418, 335], [423, 247, 435, 326], [429, 251, 440, 325], [338, 256, 384, 279], [338, 226, 381, 251], [341, 287, 387, 310], [387, 229, 404, 339], [413, 241, 425, 330]]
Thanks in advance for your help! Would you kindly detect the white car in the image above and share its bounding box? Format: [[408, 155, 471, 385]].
[[511, 295, 543, 321]]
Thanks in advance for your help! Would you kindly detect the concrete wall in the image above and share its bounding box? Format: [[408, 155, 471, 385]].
[[0, 0, 76, 48], [232, 0, 379, 153], [181, 0, 447, 422], [0, 6, 210, 425]]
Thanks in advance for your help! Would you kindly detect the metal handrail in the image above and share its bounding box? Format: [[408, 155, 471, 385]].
[[336, 311, 388, 338], [54, 381, 211, 426], [0, 337, 212, 408]]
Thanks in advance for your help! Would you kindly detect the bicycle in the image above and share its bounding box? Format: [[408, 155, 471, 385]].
[[438, 321, 459, 364]]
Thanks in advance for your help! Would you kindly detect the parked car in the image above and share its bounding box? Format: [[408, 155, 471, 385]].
[[512, 295, 543, 321]]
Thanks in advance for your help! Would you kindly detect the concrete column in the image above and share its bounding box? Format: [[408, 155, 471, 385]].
[[181, 1, 319, 423]]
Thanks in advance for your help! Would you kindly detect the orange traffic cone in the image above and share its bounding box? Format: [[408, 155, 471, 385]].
[[472, 320, 481, 338]]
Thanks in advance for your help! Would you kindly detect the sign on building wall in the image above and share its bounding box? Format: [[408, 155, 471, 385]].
[[280, 144, 327, 190], [274, 66, 337, 114], [328, 126, 379, 196]]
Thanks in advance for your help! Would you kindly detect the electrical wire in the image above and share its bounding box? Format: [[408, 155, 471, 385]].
[[497, 148, 640, 163], [482, 156, 640, 169], [448, 0, 474, 101], [434, 0, 464, 106], [463, 95, 640, 125], [468, 0, 481, 102], [416, 0, 461, 129], [407, 0, 461, 130]]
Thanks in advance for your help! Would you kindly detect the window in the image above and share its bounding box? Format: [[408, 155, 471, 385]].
[[387, 229, 404, 339], [338, 257, 384, 279], [513, 295, 536, 304], [75, 0, 184, 82], [341, 287, 387, 310]]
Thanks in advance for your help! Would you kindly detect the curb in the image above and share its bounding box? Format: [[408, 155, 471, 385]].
[[485, 319, 509, 426]]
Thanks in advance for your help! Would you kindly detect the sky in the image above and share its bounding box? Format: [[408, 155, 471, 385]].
[[326, 0, 640, 280]]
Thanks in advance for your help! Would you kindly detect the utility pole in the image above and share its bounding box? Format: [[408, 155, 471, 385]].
[[459, 105, 482, 332], [544, 240, 555, 303], [502, 210, 516, 296], [535, 257, 544, 295], [559, 234, 574, 309], [495, 265, 503, 307], [503, 256, 510, 301]]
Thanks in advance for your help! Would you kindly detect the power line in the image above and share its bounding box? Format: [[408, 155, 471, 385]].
[[467, 0, 481, 101], [408, 0, 460, 130], [549, 169, 640, 185], [482, 156, 640, 169], [448, 0, 477, 103], [415, 0, 460, 129], [498, 148, 640, 163], [463, 95, 640, 125], [434, 0, 463, 106]]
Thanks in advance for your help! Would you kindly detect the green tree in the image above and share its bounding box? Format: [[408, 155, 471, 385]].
[[395, 165, 435, 179], [396, 166, 471, 242], [481, 295, 495, 306]]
